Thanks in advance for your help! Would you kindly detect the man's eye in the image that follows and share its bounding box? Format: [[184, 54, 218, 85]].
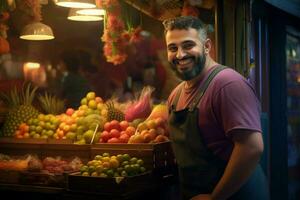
[[182, 43, 195, 50], [168, 46, 178, 52]]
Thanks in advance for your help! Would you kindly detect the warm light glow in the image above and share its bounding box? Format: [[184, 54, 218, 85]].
[[24, 62, 40, 69], [20, 35, 54, 40], [20, 22, 54, 41], [56, 0, 96, 8], [68, 8, 103, 21], [76, 8, 106, 16], [23, 62, 46, 87]]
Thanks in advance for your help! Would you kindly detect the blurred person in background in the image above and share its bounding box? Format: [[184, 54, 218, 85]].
[[57, 49, 90, 109]]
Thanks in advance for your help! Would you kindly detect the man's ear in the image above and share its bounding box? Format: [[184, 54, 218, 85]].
[[204, 38, 212, 54]]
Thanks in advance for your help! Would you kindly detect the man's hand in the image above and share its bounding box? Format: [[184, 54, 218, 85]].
[[190, 194, 212, 200]]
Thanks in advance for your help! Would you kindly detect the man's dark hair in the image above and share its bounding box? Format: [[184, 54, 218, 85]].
[[163, 16, 207, 41]]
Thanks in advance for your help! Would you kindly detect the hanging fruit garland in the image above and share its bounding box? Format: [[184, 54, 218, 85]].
[[97, 0, 142, 65], [0, 0, 12, 55]]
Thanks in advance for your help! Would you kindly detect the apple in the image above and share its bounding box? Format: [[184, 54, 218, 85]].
[[100, 131, 110, 142], [107, 137, 121, 143], [110, 129, 120, 138], [119, 120, 129, 131]]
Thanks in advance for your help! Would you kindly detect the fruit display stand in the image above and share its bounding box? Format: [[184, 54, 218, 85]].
[[0, 139, 178, 199]]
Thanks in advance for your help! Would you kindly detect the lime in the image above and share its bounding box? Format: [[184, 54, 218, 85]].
[[99, 173, 108, 178], [102, 152, 110, 157], [140, 166, 146, 173], [137, 159, 144, 166], [94, 155, 102, 160], [80, 165, 89, 173], [121, 170, 128, 177], [130, 157, 138, 164], [91, 172, 98, 177], [88, 166, 96, 173], [116, 154, 123, 162], [82, 171, 89, 176], [106, 169, 114, 177], [122, 153, 131, 161], [121, 161, 129, 167]]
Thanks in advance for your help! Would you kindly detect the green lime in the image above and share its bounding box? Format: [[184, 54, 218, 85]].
[[102, 152, 110, 157], [130, 157, 138, 164], [81, 171, 89, 176], [88, 166, 96, 173], [91, 172, 98, 177], [121, 170, 128, 177], [106, 169, 114, 177], [122, 154, 131, 161], [140, 166, 146, 173], [137, 159, 144, 166], [94, 155, 102, 160]]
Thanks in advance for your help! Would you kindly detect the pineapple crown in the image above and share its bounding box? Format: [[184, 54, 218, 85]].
[[0, 83, 37, 108], [38, 92, 65, 115]]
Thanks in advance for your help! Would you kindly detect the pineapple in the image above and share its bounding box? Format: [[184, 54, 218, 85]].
[[38, 92, 65, 115], [0, 84, 40, 137], [106, 101, 125, 122]]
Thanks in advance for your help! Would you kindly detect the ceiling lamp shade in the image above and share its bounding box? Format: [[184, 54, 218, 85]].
[[76, 8, 106, 16], [20, 22, 55, 40], [56, 0, 96, 8], [68, 8, 103, 21]]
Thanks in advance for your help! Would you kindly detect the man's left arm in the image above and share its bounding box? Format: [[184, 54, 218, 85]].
[[192, 130, 264, 200]]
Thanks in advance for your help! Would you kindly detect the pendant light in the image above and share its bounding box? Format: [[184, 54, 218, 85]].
[[20, 22, 54, 40], [76, 8, 105, 16], [55, 0, 96, 8], [19, 0, 55, 41], [68, 8, 103, 21]]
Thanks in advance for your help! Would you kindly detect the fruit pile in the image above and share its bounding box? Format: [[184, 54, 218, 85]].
[[128, 117, 169, 144], [99, 120, 136, 143], [42, 156, 83, 174], [23, 114, 60, 139], [79, 153, 146, 177]]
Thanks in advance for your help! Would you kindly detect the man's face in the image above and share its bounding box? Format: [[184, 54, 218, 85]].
[[165, 28, 206, 81]]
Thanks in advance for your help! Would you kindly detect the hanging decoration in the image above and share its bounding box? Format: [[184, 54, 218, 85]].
[[17, 0, 42, 22], [0, 0, 11, 55], [97, 0, 142, 65], [181, 0, 200, 17]]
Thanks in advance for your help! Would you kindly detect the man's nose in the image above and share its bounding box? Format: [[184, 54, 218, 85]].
[[176, 47, 186, 59]]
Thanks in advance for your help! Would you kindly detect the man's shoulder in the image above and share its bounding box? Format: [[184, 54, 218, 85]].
[[213, 67, 246, 86]]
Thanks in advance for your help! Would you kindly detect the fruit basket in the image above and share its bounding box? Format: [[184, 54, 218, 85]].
[[66, 171, 154, 195]]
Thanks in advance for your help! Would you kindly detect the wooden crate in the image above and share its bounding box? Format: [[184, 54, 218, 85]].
[[67, 171, 154, 195], [91, 142, 176, 175], [0, 170, 20, 184], [0, 137, 46, 157], [19, 171, 66, 188], [40, 144, 91, 163]]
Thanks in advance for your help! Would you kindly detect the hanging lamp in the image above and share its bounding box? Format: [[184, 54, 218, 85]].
[[20, 22, 54, 40], [19, 0, 55, 40], [76, 8, 105, 16], [55, 0, 96, 8], [68, 8, 103, 21]]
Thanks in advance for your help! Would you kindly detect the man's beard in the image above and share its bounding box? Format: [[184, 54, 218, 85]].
[[170, 53, 206, 81]]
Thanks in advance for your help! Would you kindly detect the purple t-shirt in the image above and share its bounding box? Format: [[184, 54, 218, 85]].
[[168, 65, 262, 161]]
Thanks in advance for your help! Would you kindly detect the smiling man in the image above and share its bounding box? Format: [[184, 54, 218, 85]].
[[164, 16, 269, 200]]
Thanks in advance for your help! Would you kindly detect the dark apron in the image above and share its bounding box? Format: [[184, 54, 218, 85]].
[[168, 66, 269, 200]]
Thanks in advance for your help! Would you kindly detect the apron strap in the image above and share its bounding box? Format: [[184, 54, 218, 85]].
[[188, 65, 227, 111], [170, 82, 185, 112]]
